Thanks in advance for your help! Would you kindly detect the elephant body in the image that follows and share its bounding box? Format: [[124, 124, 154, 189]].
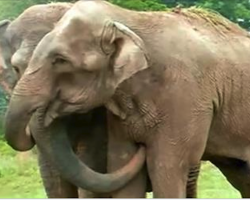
[[1, 2, 202, 198], [1, 1, 207, 198], [8, 1, 250, 197]]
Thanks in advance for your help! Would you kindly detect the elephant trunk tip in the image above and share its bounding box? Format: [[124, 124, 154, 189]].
[[4, 132, 35, 151], [4, 119, 36, 151]]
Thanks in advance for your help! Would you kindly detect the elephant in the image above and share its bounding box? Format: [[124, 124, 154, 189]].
[[26, 2, 250, 197], [0, 1, 206, 198], [0, 49, 15, 96], [0, 2, 148, 198], [9, 1, 250, 197]]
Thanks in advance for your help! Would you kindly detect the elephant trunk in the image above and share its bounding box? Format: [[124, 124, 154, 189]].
[[4, 95, 36, 151], [4, 74, 146, 192], [4, 66, 52, 151], [30, 108, 146, 193]]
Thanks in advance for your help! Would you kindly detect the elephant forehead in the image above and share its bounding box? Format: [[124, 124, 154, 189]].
[[56, 14, 101, 37], [56, 1, 109, 35]]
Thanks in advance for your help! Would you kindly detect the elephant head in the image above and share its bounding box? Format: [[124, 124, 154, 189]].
[[4, 1, 146, 193], [0, 2, 73, 151], [0, 3, 72, 79], [15, 1, 149, 120]]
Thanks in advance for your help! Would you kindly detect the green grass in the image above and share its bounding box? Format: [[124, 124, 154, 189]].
[[0, 140, 241, 198], [0, 140, 46, 198], [198, 162, 240, 198]]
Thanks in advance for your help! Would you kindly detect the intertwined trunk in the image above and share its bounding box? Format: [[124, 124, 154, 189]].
[[4, 91, 146, 193]]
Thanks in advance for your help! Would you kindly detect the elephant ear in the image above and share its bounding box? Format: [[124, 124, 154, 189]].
[[11, 41, 32, 75], [0, 20, 10, 35], [101, 20, 150, 88], [0, 20, 12, 69]]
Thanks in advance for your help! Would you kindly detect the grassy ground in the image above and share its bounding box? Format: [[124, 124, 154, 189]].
[[0, 140, 45, 198], [198, 162, 240, 198], [0, 140, 241, 198]]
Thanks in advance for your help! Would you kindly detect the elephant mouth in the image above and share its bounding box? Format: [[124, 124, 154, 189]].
[[42, 97, 94, 128]]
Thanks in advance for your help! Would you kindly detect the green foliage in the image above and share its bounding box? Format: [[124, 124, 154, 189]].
[[109, 0, 167, 11], [0, 90, 12, 147], [195, 0, 250, 29], [0, 0, 71, 20], [0, 0, 249, 29], [161, 0, 250, 30], [109, 0, 250, 30], [0, 0, 43, 20], [0, 88, 8, 138]]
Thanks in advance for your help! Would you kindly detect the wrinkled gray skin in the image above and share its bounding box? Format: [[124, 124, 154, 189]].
[[6, 0, 250, 197], [0, 2, 203, 198], [0, 3, 147, 198]]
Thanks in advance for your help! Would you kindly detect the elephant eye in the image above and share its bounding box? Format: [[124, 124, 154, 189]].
[[52, 57, 68, 65], [51, 54, 74, 73]]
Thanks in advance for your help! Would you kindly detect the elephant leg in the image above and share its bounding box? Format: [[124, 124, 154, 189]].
[[37, 149, 78, 198], [107, 113, 147, 198], [146, 144, 187, 197], [146, 133, 206, 198], [186, 163, 201, 198], [210, 157, 250, 198]]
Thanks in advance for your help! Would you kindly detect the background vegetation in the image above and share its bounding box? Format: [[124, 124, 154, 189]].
[[0, 0, 249, 29], [0, 0, 249, 198]]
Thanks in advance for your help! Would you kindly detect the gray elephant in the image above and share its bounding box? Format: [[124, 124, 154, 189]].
[[0, 2, 203, 198], [0, 1, 206, 198], [6, 0, 250, 197], [0, 2, 146, 198], [21, 1, 249, 197]]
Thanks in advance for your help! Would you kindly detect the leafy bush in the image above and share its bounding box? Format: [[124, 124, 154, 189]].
[[109, 0, 167, 11], [0, 88, 8, 139]]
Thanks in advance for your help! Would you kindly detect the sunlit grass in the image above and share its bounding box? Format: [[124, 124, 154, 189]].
[[0, 140, 45, 198], [0, 140, 242, 198], [198, 161, 240, 198]]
